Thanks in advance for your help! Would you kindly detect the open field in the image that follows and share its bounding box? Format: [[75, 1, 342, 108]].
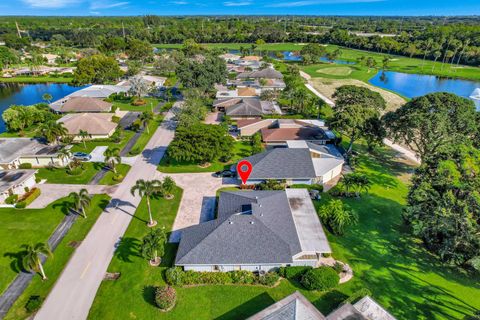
[[158, 140, 253, 173], [0, 76, 73, 83], [89, 140, 480, 320], [310, 77, 406, 112], [3, 195, 110, 320]]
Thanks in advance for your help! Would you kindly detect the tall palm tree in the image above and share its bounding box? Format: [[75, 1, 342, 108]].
[[69, 188, 91, 218], [78, 130, 91, 149], [139, 111, 154, 134], [22, 243, 53, 280], [104, 147, 121, 174], [58, 148, 72, 169], [131, 179, 162, 227], [431, 51, 442, 71], [37, 121, 68, 145]]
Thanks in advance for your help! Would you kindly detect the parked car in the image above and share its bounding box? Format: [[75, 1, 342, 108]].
[[213, 170, 235, 178], [73, 152, 92, 161]]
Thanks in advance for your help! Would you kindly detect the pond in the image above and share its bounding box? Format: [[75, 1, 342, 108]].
[[369, 71, 480, 109], [0, 83, 87, 133]]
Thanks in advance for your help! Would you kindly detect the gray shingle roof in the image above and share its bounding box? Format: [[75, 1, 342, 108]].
[[175, 191, 303, 265], [0, 138, 61, 164], [237, 68, 284, 79], [242, 148, 317, 180], [213, 98, 264, 117]]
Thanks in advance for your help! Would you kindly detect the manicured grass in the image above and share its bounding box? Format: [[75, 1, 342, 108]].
[[36, 162, 103, 184], [127, 116, 163, 156], [316, 66, 353, 76], [158, 140, 253, 173], [112, 97, 162, 112], [0, 76, 73, 83], [70, 130, 136, 154], [3, 195, 111, 320], [91, 141, 480, 320], [155, 42, 305, 51], [98, 164, 131, 185]]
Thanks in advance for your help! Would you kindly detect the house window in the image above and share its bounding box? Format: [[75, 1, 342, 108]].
[[213, 265, 220, 271]]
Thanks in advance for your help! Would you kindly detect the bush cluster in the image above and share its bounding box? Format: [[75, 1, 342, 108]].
[[25, 295, 43, 313], [165, 267, 279, 287], [16, 188, 41, 209], [19, 163, 33, 169], [5, 194, 18, 205], [154, 285, 176, 311], [278, 266, 312, 280], [301, 267, 339, 291], [67, 166, 84, 176]]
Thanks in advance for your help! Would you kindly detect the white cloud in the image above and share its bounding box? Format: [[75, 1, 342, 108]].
[[90, 1, 129, 9], [21, 0, 82, 8], [223, 1, 252, 6], [267, 0, 384, 7]]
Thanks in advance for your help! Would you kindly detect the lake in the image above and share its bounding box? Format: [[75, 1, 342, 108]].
[[369, 71, 480, 109], [0, 83, 87, 133]]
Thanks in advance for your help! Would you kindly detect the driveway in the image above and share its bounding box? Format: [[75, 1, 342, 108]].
[[155, 171, 238, 242], [88, 146, 138, 165]]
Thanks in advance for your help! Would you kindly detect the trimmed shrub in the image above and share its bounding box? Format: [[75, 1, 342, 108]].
[[112, 174, 124, 182], [16, 188, 41, 208], [5, 194, 18, 205], [165, 267, 183, 286], [343, 288, 372, 304], [25, 295, 43, 313], [332, 262, 344, 273], [154, 286, 176, 311], [19, 163, 33, 169], [111, 115, 121, 123], [230, 271, 255, 284], [67, 166, 84, 176], [257, 272, 280, 286], [301, 267, 339, 291], [132, 98, 147, 106], [280, 266, 313, 280]]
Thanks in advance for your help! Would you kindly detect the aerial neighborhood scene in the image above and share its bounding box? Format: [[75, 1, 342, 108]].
[[0, 1, 480, 319]]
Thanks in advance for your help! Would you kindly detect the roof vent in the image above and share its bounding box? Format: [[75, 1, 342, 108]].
[[250, 221, 255, 224], [229, 221, 233, 225]]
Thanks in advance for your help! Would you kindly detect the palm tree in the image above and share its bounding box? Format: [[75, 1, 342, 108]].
[[161, 176, 176, 200], [58, 148, 72, 169], [139, 111, 154, 134], [22, 243, 53, 280], [131, 179, 162, 227], [42, 93, 53, 104], [69, 189, 91, 218], [318, 200, 358, 236], [78, 130, 91, 149], [431, 51, 442, 71], [37, 121, 68, 145], [104, 147, 121, 174], [420, 38, 433, 70], [141, 228, 167, 266]]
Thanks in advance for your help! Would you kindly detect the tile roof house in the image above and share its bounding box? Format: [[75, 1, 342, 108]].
[[238, 141, 344, 186], [175, 189, 331, 272], [215, 87, 260, 99], [0, 170, 37, 204], [213, 98, 281, 118], [58, 113, 118, 140], [237, 67, 284, 80], [58, 97, 112, 113], [0, 138, 66, 169], [249, 292, 396, 320]]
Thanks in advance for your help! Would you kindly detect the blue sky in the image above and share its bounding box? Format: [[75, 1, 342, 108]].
[[2, 0, 479, 16]]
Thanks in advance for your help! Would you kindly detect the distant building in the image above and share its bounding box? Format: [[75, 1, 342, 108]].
[[56, 97, 113, 113], [213, 98, 281, 119], [58, 113, 118, 141], [42, 53, 59, 65], [0, 170, 37, 204], [176, 189, 331, 272], [0, 138, 67, 169]]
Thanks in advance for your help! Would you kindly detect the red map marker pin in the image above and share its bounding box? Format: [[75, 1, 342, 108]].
[[237, 160, 253, 184]]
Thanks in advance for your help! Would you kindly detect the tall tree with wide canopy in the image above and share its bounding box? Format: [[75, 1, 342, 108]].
[[330, 85, 386, 156], [73, 54, 122, 85], [383, 92, 478, 163]]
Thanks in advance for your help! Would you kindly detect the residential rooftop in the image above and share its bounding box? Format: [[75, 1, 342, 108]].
[[0, 138, 61, 164], [0, 170, 37, 195]]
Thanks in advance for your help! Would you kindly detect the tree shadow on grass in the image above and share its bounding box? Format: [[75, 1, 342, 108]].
[[142, 285, 157, 308], [214, 292, 275, 320], [312, 289, 349, 315], [3, 249, 28, 274], [114, 237, 141, 263], [52, 199, 75, 216]]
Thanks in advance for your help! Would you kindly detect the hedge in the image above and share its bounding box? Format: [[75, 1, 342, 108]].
[[301, 266, 339, 291], [155, 286, 176, 311], [18, 163, 33, 169], [165, 267, 279, 287], [278, 266, 312, 280], [16, 188, 41, 208]]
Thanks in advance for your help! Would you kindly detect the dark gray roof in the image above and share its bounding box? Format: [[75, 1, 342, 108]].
[[0, 170, 37, 194], [175, 191, 302, 265], [213, 98, 264, 117], [326, 303, 366, 320], [242, 148, 316, 180], [0, 138, 61, 164], [237, 68, 284, 79]]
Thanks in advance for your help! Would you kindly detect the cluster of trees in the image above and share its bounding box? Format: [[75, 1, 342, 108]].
[[73, 54, 122, 85], [1, 16, 478, 66], [2, 104, 58, 132], [384, 93, 480, 271]]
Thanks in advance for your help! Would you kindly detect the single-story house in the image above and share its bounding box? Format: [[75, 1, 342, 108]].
[[219, 53, 242, 62], [241, 55, 262, 62], [0, 170, 37, 204], [56, 97, 112, 113], [238, 141, 344, 186], [58, 113, 118, 141], [237, 67, 284, 80], [213, 98, 281, 119], [50, 85, 129, 111], [261, 127, 330, 145], [215, 87, 260, 99], [42, 53, 59, 65], [175, 189, 331, 272], [118, 75, 166, 88], [248, 291, 396, 320], [228, 79, 286, 91], [0, 138, 67, 169]]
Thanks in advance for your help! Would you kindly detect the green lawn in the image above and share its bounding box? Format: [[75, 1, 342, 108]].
[[36, 162, 103, 184], [128, 116, 163, 156], [3, 195, 110, 320], [0, 76, 73, 83], [158, 140, 253, 173], [91, 140, 479, 320], [70, 129, 136, 154], [98, 164, 131, 185], [112, 97, 162, 112], [155, 42, 304, 51]]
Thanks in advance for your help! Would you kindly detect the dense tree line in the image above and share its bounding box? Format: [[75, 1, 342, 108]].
[[1, 16, 479, 66]]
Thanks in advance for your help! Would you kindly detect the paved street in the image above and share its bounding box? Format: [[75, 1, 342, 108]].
[[34, 107, 177, 320]]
